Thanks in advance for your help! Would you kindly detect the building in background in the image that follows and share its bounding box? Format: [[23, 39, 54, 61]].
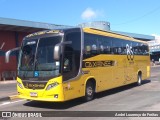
[[0, 17, 64, 80], [148, 35, 160, 61], [0, 19, 155, 80]]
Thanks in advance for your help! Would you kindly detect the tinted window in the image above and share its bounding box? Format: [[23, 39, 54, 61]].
[[83, 33, 149, 57], [84, 33, 99, 59], [63, 31, 81, 81], [112, 38, 125, 54], [98, 36, 112, 54], [140, 43, 149, 55], [132, 42, 149, 55], [143, 44, 149, 55]]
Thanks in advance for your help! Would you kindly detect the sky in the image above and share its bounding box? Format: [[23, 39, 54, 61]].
[[0, 0, 160, 36]]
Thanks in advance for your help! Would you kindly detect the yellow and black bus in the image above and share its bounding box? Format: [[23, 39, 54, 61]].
[[6, 27, 150, 102]]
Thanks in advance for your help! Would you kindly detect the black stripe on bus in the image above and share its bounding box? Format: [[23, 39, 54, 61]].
[[82, 60, 115, 68]]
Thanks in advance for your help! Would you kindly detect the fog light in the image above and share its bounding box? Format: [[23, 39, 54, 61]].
[[54, 94, 58, 98]]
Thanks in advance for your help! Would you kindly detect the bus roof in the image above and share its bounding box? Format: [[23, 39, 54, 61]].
[[83, 27, 148, 44], [24, 27, 79, 39], [25, 27, 148, 44]]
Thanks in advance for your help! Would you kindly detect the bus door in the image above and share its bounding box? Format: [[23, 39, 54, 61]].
[[62, 29, 82, 100]]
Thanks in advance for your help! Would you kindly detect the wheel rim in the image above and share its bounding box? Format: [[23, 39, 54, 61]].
[[138, 75, 141, 85], [87, 86, 93, 96]]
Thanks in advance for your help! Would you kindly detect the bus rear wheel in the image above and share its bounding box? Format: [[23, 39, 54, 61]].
[[137, 74, 142, 86], [84, 81, 95, 101]]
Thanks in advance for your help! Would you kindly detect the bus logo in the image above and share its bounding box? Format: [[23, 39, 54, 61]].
[[126, 44, 134, 61], [82, 60, 115, 68], [34, 71, 39, 77]]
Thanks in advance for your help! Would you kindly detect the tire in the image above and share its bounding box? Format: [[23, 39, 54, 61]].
[[137, 74, 142, 86], [84, 81, 95, 101]]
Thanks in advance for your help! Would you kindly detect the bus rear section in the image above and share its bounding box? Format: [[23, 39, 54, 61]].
[[82, 28, 150, 93]]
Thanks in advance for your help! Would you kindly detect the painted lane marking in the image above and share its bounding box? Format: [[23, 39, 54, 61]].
[[0, 99, 25, 107]]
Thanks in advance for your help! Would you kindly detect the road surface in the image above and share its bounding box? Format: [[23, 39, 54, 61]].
[[0, 66, 160, 120]]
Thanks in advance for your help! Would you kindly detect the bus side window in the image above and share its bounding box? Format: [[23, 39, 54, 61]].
[[118, 47, 122, 54], [84, 33, 99, 58], [143, 44, 149, 55], [106, 46, 111, 53], [112, 38, 124, 55], [98, 36, 111, 54], [100, 45, 104, 53], [85, 45, 91, 55], [91, 44, 98, 54]]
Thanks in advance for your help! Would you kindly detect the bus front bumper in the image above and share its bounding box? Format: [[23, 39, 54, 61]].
[[17, 76, 65, 102], [18, 94, 65, 102]]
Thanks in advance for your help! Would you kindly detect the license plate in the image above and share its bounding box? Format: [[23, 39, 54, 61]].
[[30, 92, 37, 97]]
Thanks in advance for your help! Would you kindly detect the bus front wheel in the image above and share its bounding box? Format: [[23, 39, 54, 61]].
[[84, 81, 95, 101]]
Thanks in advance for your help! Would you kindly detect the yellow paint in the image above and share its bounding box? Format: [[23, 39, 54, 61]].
[[17, 76, 65, 102], [83, 28, 148, 44], [17, 28, 150, 102]]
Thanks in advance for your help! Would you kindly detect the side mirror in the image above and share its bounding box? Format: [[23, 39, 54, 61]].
[[54, 44, 61, 61], [5, 47, 20, 63], [53, 41, 72, 61]]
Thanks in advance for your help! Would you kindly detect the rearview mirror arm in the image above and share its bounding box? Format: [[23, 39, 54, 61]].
[[5, 47, 20, 63]]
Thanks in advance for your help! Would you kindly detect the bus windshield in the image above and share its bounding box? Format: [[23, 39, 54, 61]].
[[18, 36, 62, 79]]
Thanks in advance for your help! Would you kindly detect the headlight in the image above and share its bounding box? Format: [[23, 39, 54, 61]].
[[17, 82, 23, 89], [46, 82, 59, 90]]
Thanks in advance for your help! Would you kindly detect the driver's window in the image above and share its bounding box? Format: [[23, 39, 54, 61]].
[[63, 54, 72, 72], [63, 31, 81, 81]]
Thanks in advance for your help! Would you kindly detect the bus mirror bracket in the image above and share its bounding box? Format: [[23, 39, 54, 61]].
[[54, 41, 72, 61], [5, 47, 20, 63]]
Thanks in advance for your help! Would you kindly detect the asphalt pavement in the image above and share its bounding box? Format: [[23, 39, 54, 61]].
[[0, 80, 17, 101], [0, 65, 159, 102], [0, 65, 160, 120]]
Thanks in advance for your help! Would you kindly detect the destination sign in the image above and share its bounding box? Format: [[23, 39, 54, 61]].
[[26, 30, 60, 38]]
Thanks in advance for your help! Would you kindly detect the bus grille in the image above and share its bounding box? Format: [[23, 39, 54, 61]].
[[22, 81, 47, 90]]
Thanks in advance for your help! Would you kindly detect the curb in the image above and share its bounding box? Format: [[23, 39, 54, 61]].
[[0, 95, 19, 102], [10, 95, 19, 100], [0, 96, 10, 102]]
